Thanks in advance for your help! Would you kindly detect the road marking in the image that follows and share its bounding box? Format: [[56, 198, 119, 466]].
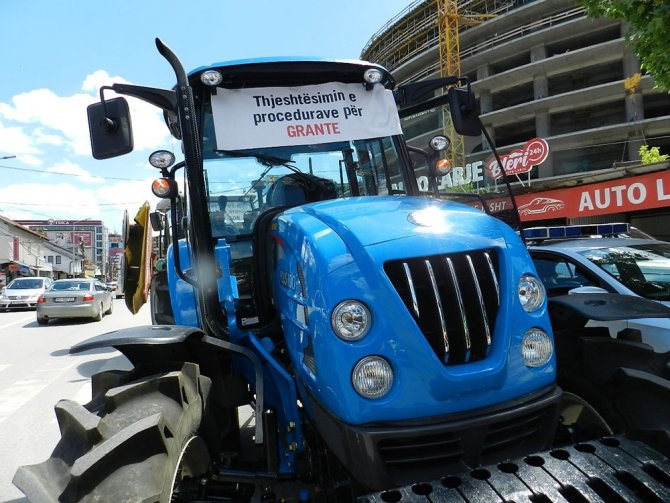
[[0, 316, 34, 331], [0, 359, 79, 426]]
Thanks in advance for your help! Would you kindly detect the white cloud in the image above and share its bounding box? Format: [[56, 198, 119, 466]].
[[0, 119, 42, 165], [45, 160, 105, 184], [0, 70, 174, 161], [0, 176, 161, 227]]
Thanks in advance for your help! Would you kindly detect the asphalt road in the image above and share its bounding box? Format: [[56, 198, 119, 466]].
[[0, 298, 151, 502]]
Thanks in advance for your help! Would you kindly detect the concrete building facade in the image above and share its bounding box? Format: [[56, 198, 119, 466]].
[[361, 0, 670, 236], [362, 0, 670, 177]]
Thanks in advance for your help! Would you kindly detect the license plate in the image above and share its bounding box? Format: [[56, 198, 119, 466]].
[[54, 297, 76, 303]]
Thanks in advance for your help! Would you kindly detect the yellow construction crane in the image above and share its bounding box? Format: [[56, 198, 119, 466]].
[[436, 0, 496, 172]]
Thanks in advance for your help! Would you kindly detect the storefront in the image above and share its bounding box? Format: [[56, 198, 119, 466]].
[[511, 161, 670, 241], [0, 260, 37, 287]]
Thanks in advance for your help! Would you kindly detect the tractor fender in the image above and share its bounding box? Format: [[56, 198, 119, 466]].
[[68, 325, 216, 374], [68, 325, 263, 431], [70, 324, 204, 355]]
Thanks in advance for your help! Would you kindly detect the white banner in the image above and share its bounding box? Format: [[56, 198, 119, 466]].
[[211, 82, 402, 150]]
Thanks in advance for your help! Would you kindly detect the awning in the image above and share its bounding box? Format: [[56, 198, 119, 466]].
[[1, 260, 37, 273]]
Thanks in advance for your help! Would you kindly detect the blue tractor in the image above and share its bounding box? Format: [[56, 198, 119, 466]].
[[14, 39, 670, 502]]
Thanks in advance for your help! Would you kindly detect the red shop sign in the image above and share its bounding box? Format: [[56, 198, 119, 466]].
[[488, 138, 549, 179], [516, 169, 670, 221]]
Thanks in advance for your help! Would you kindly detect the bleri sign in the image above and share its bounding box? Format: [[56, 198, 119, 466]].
[[487, 138, 549, 179]]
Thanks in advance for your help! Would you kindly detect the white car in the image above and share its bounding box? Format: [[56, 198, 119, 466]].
[[0, 277, 53, 311], [528, 226, 670, 351]]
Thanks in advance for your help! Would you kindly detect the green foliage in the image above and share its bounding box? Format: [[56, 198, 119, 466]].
[[639, 144, 669, 164], [576, 0, 670, 91]]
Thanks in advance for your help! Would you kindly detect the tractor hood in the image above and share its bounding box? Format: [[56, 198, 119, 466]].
[[299, 195, 507, 250]]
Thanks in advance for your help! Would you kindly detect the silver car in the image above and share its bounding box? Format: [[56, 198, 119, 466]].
[[528, 227, 670, 351], [0, 277, 53, 311], [36, 279, 113, 325]]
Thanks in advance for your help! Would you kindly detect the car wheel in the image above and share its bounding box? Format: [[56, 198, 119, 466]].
[[105, 299, 113, 315], [36, 316, 48, 325], [93, 303, 103, 322]]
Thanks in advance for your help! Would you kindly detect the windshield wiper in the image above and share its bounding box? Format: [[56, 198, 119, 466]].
[[216, 149, 295, 168]]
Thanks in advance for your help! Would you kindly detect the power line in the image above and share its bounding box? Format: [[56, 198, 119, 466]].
[[0, 201, 144, 207], [0, 163, 146, 181]]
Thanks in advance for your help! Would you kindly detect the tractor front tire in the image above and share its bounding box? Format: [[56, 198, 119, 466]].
[[13, 362, 213, 503]]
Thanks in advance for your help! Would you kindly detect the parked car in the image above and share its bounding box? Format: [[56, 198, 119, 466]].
[[0, 277, 53, 311], [527, 224, 670, 351], [36, 278, 113, 325]]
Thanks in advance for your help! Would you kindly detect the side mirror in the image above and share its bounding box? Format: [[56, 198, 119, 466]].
[[87, 97, 134, 159], [149, 211, 165, 232], [448, 87, 482, 136]]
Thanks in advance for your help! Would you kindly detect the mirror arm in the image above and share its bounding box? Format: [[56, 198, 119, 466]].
[[478, 120, 526, 245], [394, 76, 465, 108], [98, 86, 120, 132], [108, 83, 177, 112]]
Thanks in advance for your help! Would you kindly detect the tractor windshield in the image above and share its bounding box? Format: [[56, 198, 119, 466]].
[[199, 80, 408, 238], [200, 138, 405, 238]]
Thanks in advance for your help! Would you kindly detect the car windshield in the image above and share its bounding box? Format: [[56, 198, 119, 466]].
[[580, 243, 670, 301], [7, 279, 44, 289], [51, 281, 91, 291]]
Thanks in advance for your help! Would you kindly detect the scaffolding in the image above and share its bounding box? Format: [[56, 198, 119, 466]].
[[361, 0, 519, 73]]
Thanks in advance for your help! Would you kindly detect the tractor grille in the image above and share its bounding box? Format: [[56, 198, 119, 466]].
[[384, 249, 499, 365]]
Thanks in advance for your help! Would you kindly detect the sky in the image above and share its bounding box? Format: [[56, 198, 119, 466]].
[[0, 0, 415, 233]]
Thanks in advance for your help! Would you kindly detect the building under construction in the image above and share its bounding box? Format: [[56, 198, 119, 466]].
[[361, 0, 670, 237]]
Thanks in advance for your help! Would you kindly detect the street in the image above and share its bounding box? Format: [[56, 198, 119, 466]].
[[0, 299, 151, 502]]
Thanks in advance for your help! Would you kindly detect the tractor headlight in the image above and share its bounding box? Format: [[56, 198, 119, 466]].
[[363, 68, 384, 85], [521, 328, 553, 367], [352, 356, 393, 399], [201, 70, 223, 86], [518, 274, 545, 312], [331, 300, 371, 341]]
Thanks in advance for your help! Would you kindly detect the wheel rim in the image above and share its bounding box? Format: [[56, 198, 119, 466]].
[[556, 391, 613, 444]]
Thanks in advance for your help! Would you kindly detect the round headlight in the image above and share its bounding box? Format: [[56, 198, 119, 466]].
[[363, 68, 384, 84], [149, 150, 176, 169], [429, 135, 450, 152], [201, 70, 223, 86], [331, 300, 371, 341], [518, 274, 545, 312], [352, 356, 393, 399], [521, 328, 553, 367]]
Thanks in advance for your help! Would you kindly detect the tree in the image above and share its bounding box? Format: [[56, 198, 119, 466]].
[[576, 0, 670, 92], [639, 145, 669, 164]]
